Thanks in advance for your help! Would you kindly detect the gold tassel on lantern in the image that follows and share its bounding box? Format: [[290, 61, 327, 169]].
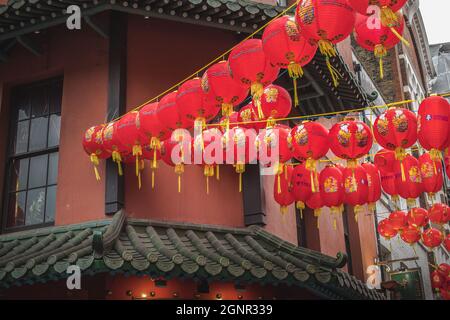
[[296, 201, 305, 219], [314, 208, 322, 229], [90, 153, 101, 181], [394, 147, 407, 182], [354, 205, 364, 223], [132, 144, 143, 190], [221, 103, 233, 117], [203, 164, 215, 195], [111, 150, 123, 176], [390, 27, 410, 47], [318, 40, 341, 87], [374, 44, 387, 79], [251, 82, 265, 119], [380, 6, 399, 27], [305, 158, 317, 193], [150, 137, 161, 189], [430, 149, 442, 175], [235, 163, 245, 193], [287, 61, 304, 107], [216, 164, 220, 181], [175, 163, 184, 193]]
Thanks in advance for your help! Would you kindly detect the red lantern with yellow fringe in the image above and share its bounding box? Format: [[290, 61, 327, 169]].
[[82, 125, 110, 181], [223, 126, 257, 193], [329, 119, 373, 167], [295, 0, 355, 87], [238, 103, 266, 130], [157, 91, 193, 134], [319, 165, 344, 229], [380, 171, 400, 205], [419, 152, 443, 199], [431, 270, 446, 292], [343, 165, 368, 221], [394, 154, 423, 207], [289, 121, 329, 193], [102, 122, 128, 176], [407, 207, 429, 228], [306, 191, 323, 229], [444, 234, 450, 252], [377, 218, 398, 240], [262, 15, 318, 106], [291, 163, 312, 216], [422, 228, 443, 248], [389, 210, 408, 231], [257, 124, 293, 166], [400, 225, 421, 245], [418, 95, 450, 159], [348, 0, 407, 27], [116, 111, 148, 189], [228, 39, 280, 119], [374, 148, 396, 174], [202, 61, 249, 117], [374, 108, 418, 182], [259, 85, 292, 124], [273, 165, 294, 214], [362, 162, 381, 212], [219, 111, 239, 134], [428, 203, 450, 225], [354, 12, 404, 79]]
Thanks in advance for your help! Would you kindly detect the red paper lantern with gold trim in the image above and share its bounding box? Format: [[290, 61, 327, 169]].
[[374, 148, 396, 174], [438, 263, 450, 278], [202, 61, 249, 117], [177, 78, 220, 129], [257, 124, 292, 167], [295, 0, 355, 86], [431, 270, 446, 291], [428, 203, 450, 225], [291, 163, 312, 213], [407, 208, 429, 228], [228, 39, 280, 118], [306, 191, 323, 228], [348, 0, 407, 27], [320, 165, 344, 229], [380, 171, 400, 205], [238, 103, 266, 130], [422, 228, 443, 248], [102, 122, 129, 176], [362, 162, 381, 211], [329, 119, 373, 166], [377, 218, 398, 240], [157, 91, 192, 135], [354, 12, 404, 78], [274, 165, 294, 214], [418, 96, 450, 158], [419, 152, 444, 199], [83, 125, 110, 181], [400, 225, 421, 245], [343, 165, 368, 221], [388, 211, 408, 231], [394, 155, 423, 207], [262, 15, 317, 106], [259, 84, 292, 122], [445, 234, 450, 252]]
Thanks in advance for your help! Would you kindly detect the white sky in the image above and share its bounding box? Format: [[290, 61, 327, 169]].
[[419, 0, 450, 44]]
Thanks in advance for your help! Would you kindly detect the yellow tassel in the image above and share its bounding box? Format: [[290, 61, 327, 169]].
[[151, 170, 155, 189], [251, 82, 264, 119], [314, 208, 321, 229], [222, 103, 233, 117], [206, 176, 209, 195], [318, 40, 340, 87], [235, 163, 245, 193], [430, 149, 442, 175], [280, 206, 288, 215], [138, 171, 142, 190], [178, 175, 181, 193], [132, 144, 142, 178], [216, 165, 220, 181], [90, 153, 101, 181], [239, 172, 242, 193], [296, 201, 304, 219], [379, 57, 384, 79], [175, 164, 184, 193], [381, 6, 399, 28], [150, 137, 161, 170], [288, 61, 303, 107], [394, 147, 407, 182], [390, 27, 410, 47], [305, 158, 316, 193], [112, 150, 123, 176], [277, 174, 281, 194], [333, 218, 337, 231]]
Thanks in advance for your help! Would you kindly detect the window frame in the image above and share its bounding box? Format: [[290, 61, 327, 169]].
[[1, 76, 63, 234]]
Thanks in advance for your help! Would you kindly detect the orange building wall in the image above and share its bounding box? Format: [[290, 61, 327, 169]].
[[0, 21, 109, 226]]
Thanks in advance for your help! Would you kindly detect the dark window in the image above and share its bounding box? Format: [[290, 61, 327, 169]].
[[342, 207, 353, 275], [3, 78, 62, 231]]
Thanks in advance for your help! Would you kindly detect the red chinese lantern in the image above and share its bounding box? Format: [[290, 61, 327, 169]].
[[262, 15, 317, 106], [82, 125, 110, 181], [388, 211, 408, 231], [157, 91, 192, 134], [400, 225, 421, 245], [354, 12, 404, 78], [343, 165, 368, 221], [257, 124, 292, 167], [441, 288, 450, 300], [377, 218, 398, 240], [259, 85, 292, 124], [380, 171, 400, 206], [438, 263, 450, 278], [348, 0, 407, 27], [422, 228, 443, 248], [431, 270, 446, 292], [219, 111, 239, 134], [362, 162, 381, 212], [445, 154, 450, 178], [306, 191, 323, 229], [418, 96, 450, 159], [202, 61, 249, 117], [428, 203, 450, 225], [289, 121, 329, 193], [445, 234, 450, 252], [116, 111, 148, 189], [228, 39, 280, 119], [394, 155, 423, 207], [102, 122, 128, 176], [238, 103, 266, 130], [291, 163, 312, 215], [223, 127, 257, 192], [419, 152, 444, 199], [274, 165, 294, 214], [329, 119, 373, 167], [161, 132, 192, 193], [295, 0, 355, 86], [320, 165, 344, 229], [177, 78, 220, 129], [407, 208, 429, 228], [374, 148, 396, 174]]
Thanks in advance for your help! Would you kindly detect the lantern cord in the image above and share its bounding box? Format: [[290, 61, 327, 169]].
[[90, 153, 101, 181], [325, 57, 341, 87], [390, 27, 410, 47]]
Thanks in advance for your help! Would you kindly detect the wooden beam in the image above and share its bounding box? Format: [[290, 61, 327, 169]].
[[105, 11, 127, 215], [16, 35, 42, 56], [242, 164, 266, 226], [84, 15, 109, 39]]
